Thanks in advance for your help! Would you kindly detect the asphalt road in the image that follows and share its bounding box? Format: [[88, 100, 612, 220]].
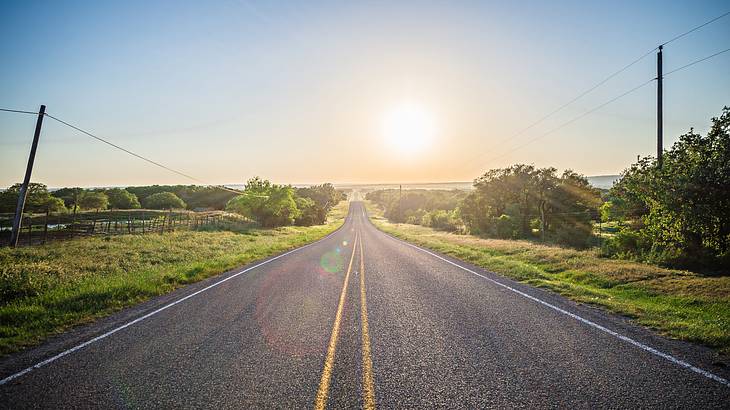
[[1, 201, 729, 408]]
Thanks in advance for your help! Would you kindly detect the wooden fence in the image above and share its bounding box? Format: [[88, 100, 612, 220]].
[[0, 209, 229, 247]]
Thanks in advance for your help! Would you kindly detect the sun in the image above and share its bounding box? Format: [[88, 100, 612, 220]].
[[381, 102, 436, 154]]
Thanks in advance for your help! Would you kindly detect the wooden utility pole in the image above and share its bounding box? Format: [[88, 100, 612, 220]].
[[657, 45, 663, 167], [10, 105, 46, 247]]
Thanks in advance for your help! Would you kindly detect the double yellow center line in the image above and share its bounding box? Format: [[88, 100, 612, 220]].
[[314, 229, 375, 409]]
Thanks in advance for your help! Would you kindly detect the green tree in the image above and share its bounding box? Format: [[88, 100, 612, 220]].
[[294, 196, 318, 226], [52, 187, 84, 212], [365, 189, 466, 224], [225, 177, 301, 227], [608, 107, 730, 267], [105, 188, 141, 209], [295, 183, 346, 225], [0, 183, 66, 213], [460, 165, 600, 246], [142, 192, 186, 210], [78, 191, 109, 211]]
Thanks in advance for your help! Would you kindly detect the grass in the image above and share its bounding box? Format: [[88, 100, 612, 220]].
[[0, 201, 349, 356], [363, 201, 730, 355]]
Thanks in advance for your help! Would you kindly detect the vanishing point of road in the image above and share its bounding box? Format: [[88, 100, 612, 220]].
[[1, 201, 728, 408]]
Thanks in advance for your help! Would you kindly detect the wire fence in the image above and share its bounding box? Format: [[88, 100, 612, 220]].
[[0, 209, 245, 247]]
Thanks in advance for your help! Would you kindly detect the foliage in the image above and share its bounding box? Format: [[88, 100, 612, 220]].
[[421, 209, 463, 232], [294, 196, 319, 226], [295, 183, 347, 225], [0, 183, 67, 213], [126, 185, 237, 210], [224, 178, 345, 228], [51, 187, 84, 212], [77, 191, 109, 211], [365, 189, 467, 232], [105, 188, 141, 209], [225, 177, 301, 227], [603, 107, 730, 269], [460, 165, 601, 247], [142, 192, 186, 210]]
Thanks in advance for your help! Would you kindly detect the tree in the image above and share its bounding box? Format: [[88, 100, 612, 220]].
[[52, 187, 84, 212], [0, 183, 67, 213], [105, 188, 141, 209], [225, 177, 301, 227], [607, 107, 730, 267], [459, 165, 600, 246], [78, 191, 109, 211], [365, 189, 466, 224], [294, 196, 318, 226], [142, 192, 186, 210], [295, 183, 347, 225]]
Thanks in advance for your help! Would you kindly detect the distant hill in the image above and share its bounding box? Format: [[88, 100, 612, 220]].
[[587, 175, 620, 190]]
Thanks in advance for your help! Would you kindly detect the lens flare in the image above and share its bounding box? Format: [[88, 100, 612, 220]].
[[320, 251, 344, 273]]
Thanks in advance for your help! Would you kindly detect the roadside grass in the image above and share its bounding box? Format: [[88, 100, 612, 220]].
[[363, 201, 730, 355], [0, 201, 349, 356]]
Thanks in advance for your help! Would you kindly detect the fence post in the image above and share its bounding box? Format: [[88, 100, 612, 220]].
[[43, 208, 49, 244], [26, 216, 32, 246], [71, 206, 76, 239]]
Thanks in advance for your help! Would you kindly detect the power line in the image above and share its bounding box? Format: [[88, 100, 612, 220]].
[[471, 78, 656, 171], [661, 10, 730, 46], [462, 10, 730, 174], [0, 108, 38, 115], [664, 47, 730, 77], [43, 113, 244, 195], [459, 47, 656, 172]]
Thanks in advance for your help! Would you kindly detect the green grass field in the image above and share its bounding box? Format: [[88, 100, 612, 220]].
[[0, 201, 349, 356], [364, 201, 730, 355]]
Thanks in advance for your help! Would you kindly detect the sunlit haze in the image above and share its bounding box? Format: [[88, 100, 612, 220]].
[[381, 101, 437, 155], [1, 1, 729, 187]]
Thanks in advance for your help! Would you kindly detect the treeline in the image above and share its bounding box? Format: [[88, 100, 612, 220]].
[[367, 168, 600, 247], [0, 185, 194, 213], [462, 166, 601, 247], [369, 107, 730, 269], [225, 177, 346, 227], [601, 107, 730, 268], [365, 189, 467, 232], [0, 179, 347, 228]]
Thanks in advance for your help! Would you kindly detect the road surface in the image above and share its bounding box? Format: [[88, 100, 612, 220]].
[[1, 201, 728, 408]]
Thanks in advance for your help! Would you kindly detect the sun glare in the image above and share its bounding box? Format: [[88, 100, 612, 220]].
[[382, 102, 436, 154]]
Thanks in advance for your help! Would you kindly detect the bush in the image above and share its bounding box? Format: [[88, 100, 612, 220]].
[[78, 191, 109, 211], [423, 209, 463, 232], [106, 188, 141, 209], [606, 107, 730, 269], [143, 192, 186, 210], [225, 178, 300, 227], [495, 214, 516, 239]]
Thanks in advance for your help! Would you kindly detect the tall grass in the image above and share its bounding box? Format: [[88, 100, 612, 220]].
[[0, 202, 349, 355], [364, 201, 730, 354]]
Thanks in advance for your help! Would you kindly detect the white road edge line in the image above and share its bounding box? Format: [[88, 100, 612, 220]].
[[0, 225, 347, 386], [386, 233, 729, 387]]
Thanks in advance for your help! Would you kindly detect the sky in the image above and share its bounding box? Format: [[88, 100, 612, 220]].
[[1, 0, 729, 187]]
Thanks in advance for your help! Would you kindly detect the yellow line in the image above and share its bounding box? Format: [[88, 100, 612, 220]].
[[359, 232, 376, 409], [314, 232, 359, 410]]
